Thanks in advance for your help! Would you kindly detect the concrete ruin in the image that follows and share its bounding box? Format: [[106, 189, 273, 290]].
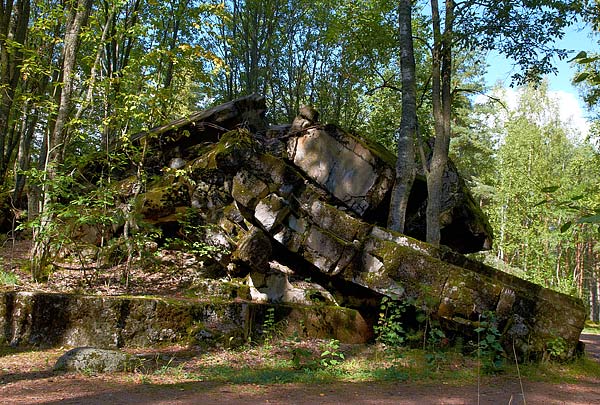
[[0, 95, 585, 360]]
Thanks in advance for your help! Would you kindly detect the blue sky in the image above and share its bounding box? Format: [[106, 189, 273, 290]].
[[485, 22, 598, 93], [483, 23, 598, 137]]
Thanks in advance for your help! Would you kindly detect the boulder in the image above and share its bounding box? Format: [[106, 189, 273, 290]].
[[54, 347, 140, 373]]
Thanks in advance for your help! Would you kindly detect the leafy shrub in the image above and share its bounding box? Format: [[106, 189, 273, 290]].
[[319, 339, 345, 368], [544, 336, 568, 362], [262, 307, 277, 346], [374, 296, 407, 348], [473, 311, 505, 373]]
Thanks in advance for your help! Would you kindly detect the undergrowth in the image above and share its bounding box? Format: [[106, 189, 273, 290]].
[[123, 339, 600, 387], [2, 337, 599, 387]]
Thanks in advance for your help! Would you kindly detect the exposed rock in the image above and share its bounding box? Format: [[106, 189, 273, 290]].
[[0, 292, 371, 347], [290, 105, 320, 132], [284, 123, 492, 253], [54, 347, 140, 373], [130, 94, 268, 174], [353, 227, 585, 359], [232, 226, 272, 272], [287, 126, 394, 217], [247, 262, 338, 306]]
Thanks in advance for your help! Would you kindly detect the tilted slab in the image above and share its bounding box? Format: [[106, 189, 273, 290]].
[[286, 124, 492, 253], [353, 227, 585, 359], [224, 135, 585, 359], [287, 126, 393, 216]]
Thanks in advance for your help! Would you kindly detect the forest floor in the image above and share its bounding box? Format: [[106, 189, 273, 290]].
[[1, 240, 600, 404], [0, 336, 599, 404]]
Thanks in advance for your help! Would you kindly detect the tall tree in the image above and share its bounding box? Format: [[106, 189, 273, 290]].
[[0, 0, 30, 184], [388, 0, 417, 233], [481, 84, 599, 302], [30, 0, 93, 278], [423, 0, 454, 245], [419, 0, 580, 246]]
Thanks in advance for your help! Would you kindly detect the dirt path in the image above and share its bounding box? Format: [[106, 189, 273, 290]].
[[2, 377, 599, 404], [2, 335, 600, 404]]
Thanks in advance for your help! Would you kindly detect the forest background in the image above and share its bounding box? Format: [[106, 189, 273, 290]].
[[0, 0, 599, 319]]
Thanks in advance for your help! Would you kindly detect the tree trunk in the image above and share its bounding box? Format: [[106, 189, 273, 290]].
[[30, 0, 93, 279], [12, 100, 37, 206], [388, 0, 417, 233], [0, 0, 30, 184], [426, 0, 453, 246], [50, 0, 93, 164]]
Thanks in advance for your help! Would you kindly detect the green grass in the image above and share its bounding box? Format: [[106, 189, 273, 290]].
[[583, 321, 600, 335], [0, 270, 19, 286], [2, 338, 599, 388], [519, 356, 600, 384], [132, 340, 600, 387], [132, 343, 483, 386]]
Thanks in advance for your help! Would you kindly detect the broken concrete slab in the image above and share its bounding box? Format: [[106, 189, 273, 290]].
[[284, 122, 492, 253], [287, 126, 394, 217], [51, 97, 584, 361], [0, 292, 372, 348]]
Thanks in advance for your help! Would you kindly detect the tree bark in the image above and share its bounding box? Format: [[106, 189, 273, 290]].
[[30, 0, 93, 279], [0, 0, 30, 184], [388, 0, 417, 233], [50, 0, 93, 164], [426, 0, 453, 246]]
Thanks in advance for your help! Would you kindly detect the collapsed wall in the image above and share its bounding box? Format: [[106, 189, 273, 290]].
[[2, 95, 585, 359]]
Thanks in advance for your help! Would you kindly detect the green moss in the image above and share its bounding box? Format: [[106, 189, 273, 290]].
[[583, 321, 600, 335], [182, 128, 256, 171]]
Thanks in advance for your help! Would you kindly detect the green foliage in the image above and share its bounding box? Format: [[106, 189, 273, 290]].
[[572, 51, 600, 114], [456, 0, 579, 85], [479, 83, 599, 296], [0, 269, 19, 286], [374, 296, 407, 348], [544, 336, 569, 363], [473, 311, 505, 373], [290, 346, 315, 370], [422, 319, 448, 370], [319, 339, 345, 368], [261, 307, 277, 347], [287, 338, 346, 371], [19, 153, 162, 284]]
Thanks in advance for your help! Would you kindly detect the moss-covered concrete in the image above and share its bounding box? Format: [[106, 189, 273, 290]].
[[349, 227, 586, 360], [0, 291, 370, 348], [81, 97, 584, 362]]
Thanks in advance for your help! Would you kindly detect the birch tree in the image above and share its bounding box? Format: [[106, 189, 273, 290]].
[[30, 0, 93, 278]]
